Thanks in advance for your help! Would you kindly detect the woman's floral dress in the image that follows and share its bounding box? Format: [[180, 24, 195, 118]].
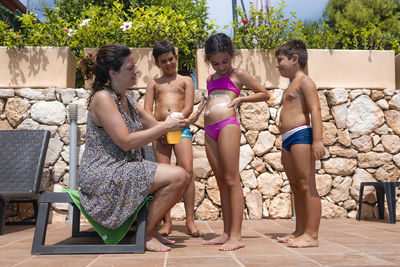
[[78, 89, 157, 229]]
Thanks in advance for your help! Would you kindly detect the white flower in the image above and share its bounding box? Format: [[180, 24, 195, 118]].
[[67, 29, 77, 37], [120, 22, 132, 31], [79, 19, 91, 27]]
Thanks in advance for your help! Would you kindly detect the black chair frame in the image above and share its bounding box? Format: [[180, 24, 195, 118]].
[[358, 181, 400, 224], [0, 130, 50, 235], [31, 146, 154, 255], [31, 192, 147, 254]]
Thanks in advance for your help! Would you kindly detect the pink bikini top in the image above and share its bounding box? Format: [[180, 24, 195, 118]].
[[207, 68, 240, 96]]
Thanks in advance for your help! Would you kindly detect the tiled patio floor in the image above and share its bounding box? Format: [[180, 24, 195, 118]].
[[1, 218, 399, 266]]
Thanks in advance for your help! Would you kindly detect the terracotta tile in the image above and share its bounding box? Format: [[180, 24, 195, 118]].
[[0, 260, 20, 267], [26, 255, 99, 267], [91, 257, 165, 267], [1, 219, 400, 265], [343, 243, 400, 254], [237, 255, 320, 266], [167, 256, 240, 267], [369, 253, 400, 265], [307, 252, 393, 266]]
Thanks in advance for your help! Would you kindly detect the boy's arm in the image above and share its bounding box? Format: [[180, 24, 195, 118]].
[[300, 78, 325, 160], [143, 79, 156, 116], [180, 76, 195, 118]]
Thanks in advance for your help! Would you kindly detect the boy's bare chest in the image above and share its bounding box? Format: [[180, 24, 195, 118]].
[[281, 86, 303, 105], [154, 81, 185, 97]]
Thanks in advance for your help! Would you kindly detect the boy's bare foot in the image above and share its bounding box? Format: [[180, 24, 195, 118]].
[[219, 237, 245, 251], [277, 231, 300, 243], [145, 235, 171, 252], [287, 234, 319, 248], [202, 233, 229, 245], [158, 221, 171, 236], [186, 221, 204, 237], [154, 231, 176, 245]]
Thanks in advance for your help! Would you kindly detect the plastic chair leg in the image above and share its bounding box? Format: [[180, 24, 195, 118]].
[[0, 199, 5, 235], [384, 182, 396, 224], [357, 184, 365, 221]]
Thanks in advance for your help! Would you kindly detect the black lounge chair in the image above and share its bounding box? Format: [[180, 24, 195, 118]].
[[31, 146, 155, 255], [358, 181, 400, 224], [0, 130, 50, 235]]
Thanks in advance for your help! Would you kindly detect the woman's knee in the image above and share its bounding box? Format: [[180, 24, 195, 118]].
[[171, 166, 190, 188]]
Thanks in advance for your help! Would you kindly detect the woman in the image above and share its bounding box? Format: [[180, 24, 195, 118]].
[[79, 43, 193, 252]]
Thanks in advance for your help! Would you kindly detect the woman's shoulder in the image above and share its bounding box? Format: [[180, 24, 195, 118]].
[[91, 90, 117, 106]]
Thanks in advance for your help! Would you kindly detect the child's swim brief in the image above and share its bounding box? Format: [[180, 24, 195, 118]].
[[282, 124, 313, 152]]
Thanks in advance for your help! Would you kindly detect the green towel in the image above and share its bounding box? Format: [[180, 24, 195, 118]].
[[62, 189, 152, 245]]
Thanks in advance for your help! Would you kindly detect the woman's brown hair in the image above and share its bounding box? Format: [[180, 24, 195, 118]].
[[80, 43, 131, 107]]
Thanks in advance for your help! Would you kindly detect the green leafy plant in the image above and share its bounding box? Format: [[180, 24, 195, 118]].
[[0, 0, 215, 85], [232, 1, 305, 50]]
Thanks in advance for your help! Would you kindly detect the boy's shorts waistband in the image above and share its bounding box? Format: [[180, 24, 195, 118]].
[[282, 124, 311, 142]]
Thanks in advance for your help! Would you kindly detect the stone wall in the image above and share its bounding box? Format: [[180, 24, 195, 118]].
[[1, 87, 400, 222]]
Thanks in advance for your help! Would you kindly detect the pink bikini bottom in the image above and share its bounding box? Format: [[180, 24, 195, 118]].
[[204, 116, 240, 141]]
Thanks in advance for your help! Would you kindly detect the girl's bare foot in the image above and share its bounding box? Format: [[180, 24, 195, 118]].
[[145, 235, 171, 252], [186, 221, 204, 237], [202, 233, 229, 245], [277, 231, 300, 243], [154, 231, 176, 245], [158, 221, 171, 237], [219, 237, 245, 251], [287, 234, 319, 248]]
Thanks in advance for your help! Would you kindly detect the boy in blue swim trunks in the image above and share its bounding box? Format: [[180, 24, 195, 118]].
[[144, 40, 204, 237], [275, 40, 325, 248]]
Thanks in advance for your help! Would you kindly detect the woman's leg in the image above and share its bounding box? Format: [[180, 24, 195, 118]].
[[145, 163, 189, 252], [216, 124, 244, 251], [202, 134, 231, 245]]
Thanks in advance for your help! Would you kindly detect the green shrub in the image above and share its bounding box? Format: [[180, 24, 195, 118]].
[[0, 0, 214, 85], [232, 1, 304, 50]]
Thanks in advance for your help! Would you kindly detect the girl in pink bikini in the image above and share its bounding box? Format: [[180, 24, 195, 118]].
[[202, 33, 270, 251]]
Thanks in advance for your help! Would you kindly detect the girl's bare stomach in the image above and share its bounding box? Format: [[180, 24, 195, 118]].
[[204, 96, 236, 125]]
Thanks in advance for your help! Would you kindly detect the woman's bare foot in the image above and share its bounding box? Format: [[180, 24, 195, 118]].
[[186, 221, 204, 237], [202, 233, 229, 245], [154, 231, 176, 245], [158, 221, 172, 237], [287, 234, 319, 248], [219, 237, 245, 251], [145, 235, 171, 252], [277, 231, 300, 243]]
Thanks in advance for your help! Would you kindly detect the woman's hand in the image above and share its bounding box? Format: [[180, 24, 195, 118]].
[[228, 97, 242, 116], [185, 96, 207, 126], [164, 116, 186, 132]]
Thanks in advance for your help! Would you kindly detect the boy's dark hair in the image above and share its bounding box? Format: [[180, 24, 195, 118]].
[[275, 39, 308, 69], [204, 33, 235, 61], [152, 40, 176, 62]]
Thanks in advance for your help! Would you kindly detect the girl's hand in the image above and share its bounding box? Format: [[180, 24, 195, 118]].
[[228, 97, 242, 116], [185, 96, 207, 126], [312, 141, 325, 160], [164, 116, 186, 132]]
